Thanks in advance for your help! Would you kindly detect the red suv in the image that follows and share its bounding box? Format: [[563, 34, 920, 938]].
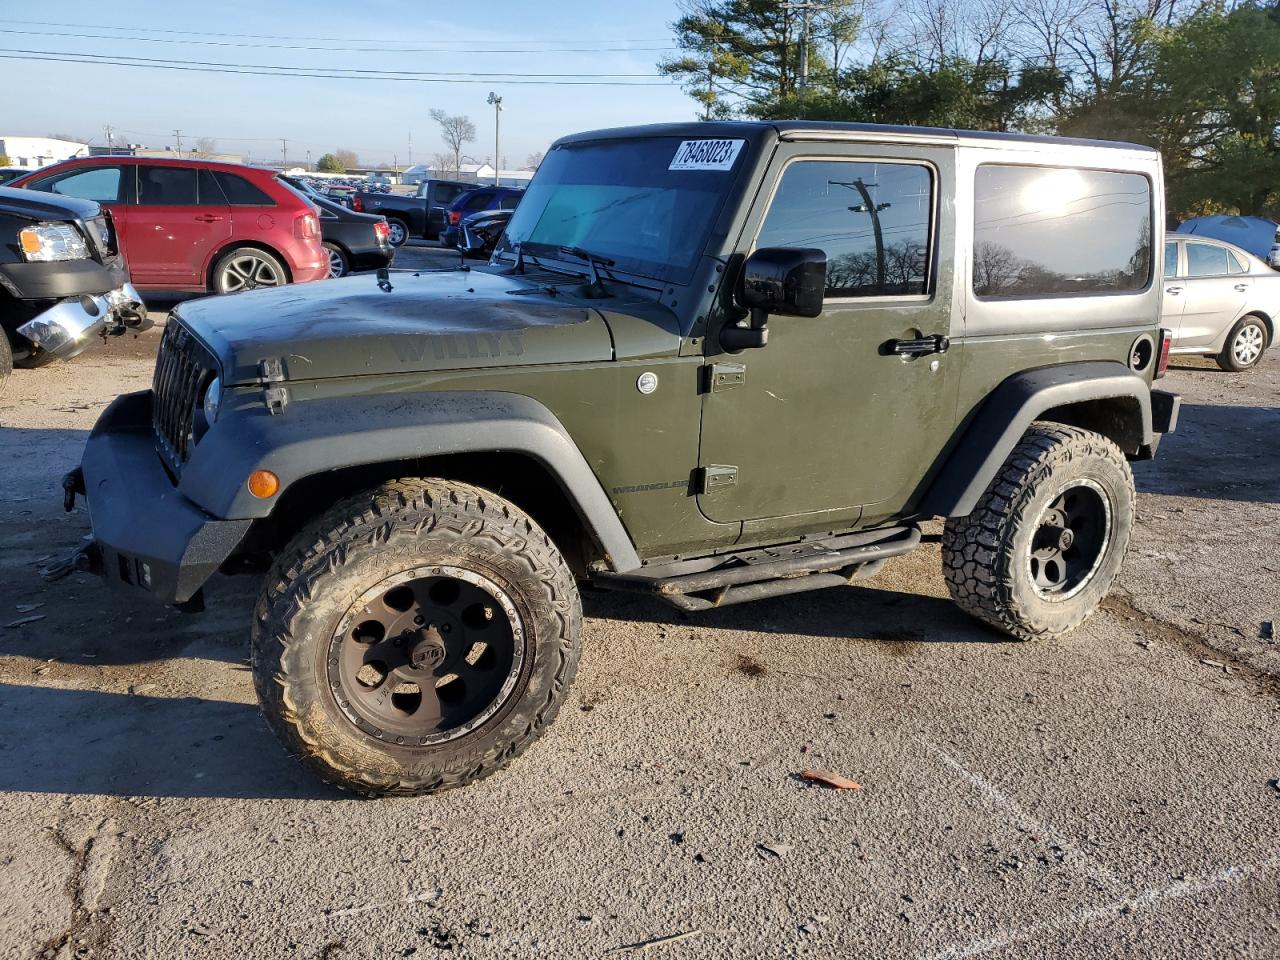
[[11, 158, 327, 294]]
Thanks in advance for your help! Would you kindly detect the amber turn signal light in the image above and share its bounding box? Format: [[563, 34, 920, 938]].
[[247, 470, 280, 498]]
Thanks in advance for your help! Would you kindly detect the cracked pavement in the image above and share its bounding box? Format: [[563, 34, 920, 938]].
[[1, 247, 1278, 958]]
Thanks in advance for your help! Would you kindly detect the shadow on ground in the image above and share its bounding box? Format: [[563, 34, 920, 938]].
[[1134, 401, 1280, 503]]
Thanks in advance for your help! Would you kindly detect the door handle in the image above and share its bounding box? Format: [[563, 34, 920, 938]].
[[887, 334, 949, 357], [193, 214, 224, 223], [1165, 285, 1183, 295], [1234, 283, 1248, 292]]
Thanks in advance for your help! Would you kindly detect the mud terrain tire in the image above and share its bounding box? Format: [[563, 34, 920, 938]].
[[252, 478, 582, 796]]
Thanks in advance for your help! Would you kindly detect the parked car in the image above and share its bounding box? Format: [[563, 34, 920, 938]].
[[67, 121, 1179, 796], [1176, 215, 1280, 268], [1163, 234, 1276, 370], [439, 186, 523, 250], [324, 185, 357, 206], [456, 208, 513, 260], [0, 168, 31, 185], [351, 178, 473, 245], [9, 158, 327, 294], [279, 176, 393, 278], [0, 186, 146, 392]]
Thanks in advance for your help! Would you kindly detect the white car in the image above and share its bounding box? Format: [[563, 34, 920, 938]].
[[1163, 234, 1276, 371]]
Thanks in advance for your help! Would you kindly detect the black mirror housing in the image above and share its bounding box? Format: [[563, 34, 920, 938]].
[[721, 247, 827, 351], [738, 247, 827, 318]]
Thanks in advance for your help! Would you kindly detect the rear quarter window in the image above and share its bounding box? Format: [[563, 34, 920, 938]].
[[213, 171, 275, 205], [973, 164, 1152, 298]]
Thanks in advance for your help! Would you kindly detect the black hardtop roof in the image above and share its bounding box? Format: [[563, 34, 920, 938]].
[[555, 120, 1155, 154]]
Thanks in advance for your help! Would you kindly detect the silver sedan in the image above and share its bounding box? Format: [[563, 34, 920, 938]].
[[1163, 234, 1276, 371]]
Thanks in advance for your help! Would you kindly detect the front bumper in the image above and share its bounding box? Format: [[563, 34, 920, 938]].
[[17, 282, 148, 360], [72, 391, 251, 604]]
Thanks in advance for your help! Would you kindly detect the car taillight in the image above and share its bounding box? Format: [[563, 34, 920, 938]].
[[374, 220, 389, 240], [449, 210, 461, 225], [1154, 328, 1173, 379], [294, 213, 319, 240], [351, 195, 364, 212]]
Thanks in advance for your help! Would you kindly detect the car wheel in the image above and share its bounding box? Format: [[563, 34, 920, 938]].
[[251, 478, 582, 796], [941, 423, 1135, 641], [386, 219, 409, 247], [213, 247, 288, 294], [323, 242, 349, 279], [1216, 315, 1268, 371], [0, 333, 12, 395]]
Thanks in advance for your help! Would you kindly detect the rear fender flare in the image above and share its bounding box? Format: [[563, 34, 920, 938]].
[[921, 361, 1153, 518], [178, 390, 642, 572]]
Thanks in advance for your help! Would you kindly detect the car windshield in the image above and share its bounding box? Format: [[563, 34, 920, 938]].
[[495, 136, 747, 284]]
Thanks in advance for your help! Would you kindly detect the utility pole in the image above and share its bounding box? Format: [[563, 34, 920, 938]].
[[306, 149, 312, 171], [786, 1, 834, 95], [487, 92, 503, 186], [172, 129, 182, 155], [104, 125, 115, 155], [281, 138, 288, 170], [831, 178, 890, 291]]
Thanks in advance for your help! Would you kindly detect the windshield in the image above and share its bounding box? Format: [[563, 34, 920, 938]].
[[496, 136, 747, 284]]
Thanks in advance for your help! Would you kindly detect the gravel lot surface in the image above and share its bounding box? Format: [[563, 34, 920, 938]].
[[1, 245, 1277, 959]]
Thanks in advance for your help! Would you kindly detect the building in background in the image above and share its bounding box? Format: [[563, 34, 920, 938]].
[[0, 136, 89, 169], [399, 162, 533, 188]]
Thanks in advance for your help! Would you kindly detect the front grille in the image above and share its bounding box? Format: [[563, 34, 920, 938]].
[[152, 319, 216, 473]]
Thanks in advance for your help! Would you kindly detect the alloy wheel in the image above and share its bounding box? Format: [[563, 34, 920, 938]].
[[327, 566, 524, 745], [387, 221, 407, 246], [221, 254, 281, 292], [1027, 479, 1112, 600], [327, 246, 347, 278], [1233, 322, 1265, 367]]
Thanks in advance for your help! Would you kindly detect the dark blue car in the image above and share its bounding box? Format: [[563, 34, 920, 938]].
[[439, 186, 523, 249]]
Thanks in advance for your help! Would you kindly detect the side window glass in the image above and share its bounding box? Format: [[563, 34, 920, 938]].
[[467, 192, 493, 211], [213, 171, 274, 205], [756, 159, 933, 298], [197, 168, 225, 206], [32, 166, 122, 203], [1185, 243, 1229, 277], [973, 165, 1152, 297], [1228, 250, 1247, 274], [500, 195, 521, 210], [137, 166, 198, 205], [1164, 242, 1179, 278]]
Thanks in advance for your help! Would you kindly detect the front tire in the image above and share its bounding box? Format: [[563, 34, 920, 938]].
[[1216, 315, 1268, 371], [251, 479, 582, 796], [942, 423, 1135, 641]]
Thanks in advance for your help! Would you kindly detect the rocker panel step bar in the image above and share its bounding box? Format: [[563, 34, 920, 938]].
[[594, 525, 921, 612]]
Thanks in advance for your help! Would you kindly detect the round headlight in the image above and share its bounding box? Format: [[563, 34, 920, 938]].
[[203, 376, 222, 423]]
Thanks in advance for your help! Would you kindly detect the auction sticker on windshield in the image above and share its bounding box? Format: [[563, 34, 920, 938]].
[[669, 139, 745, 171]]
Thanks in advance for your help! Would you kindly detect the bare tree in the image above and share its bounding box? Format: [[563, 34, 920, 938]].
[[968, 0, 1017, 66], [430, 151, 458, 177], [429, 110, 476, 178], [524, 150, 545, 170], [335, 148, 360, 169], [191, 137, 218, 158]]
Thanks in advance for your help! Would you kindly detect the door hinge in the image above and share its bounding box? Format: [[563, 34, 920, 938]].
[[696, 464, 738, 494], [259, 358, 289, 415], [705, 361, 746, 393]]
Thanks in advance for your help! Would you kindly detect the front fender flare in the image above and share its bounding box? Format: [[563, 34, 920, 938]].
[[921, 361, 1153, 519], [179, 390, 642, 572]]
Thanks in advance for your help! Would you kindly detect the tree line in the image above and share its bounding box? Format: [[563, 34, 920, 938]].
[[661, 0, 1280, 219]]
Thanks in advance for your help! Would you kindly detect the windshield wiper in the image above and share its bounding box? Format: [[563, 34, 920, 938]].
[[557, 245, 615, 295]]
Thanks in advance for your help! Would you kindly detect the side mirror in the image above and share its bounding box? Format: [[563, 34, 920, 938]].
[[723, 247, 827, 351]]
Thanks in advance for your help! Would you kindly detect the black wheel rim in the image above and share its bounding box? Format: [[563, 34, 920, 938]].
[[327, 565, 524, 745], [1028, 480, 1112, 599]]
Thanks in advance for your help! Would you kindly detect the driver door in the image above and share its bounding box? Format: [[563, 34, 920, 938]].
[[697, 144, 961, 533]]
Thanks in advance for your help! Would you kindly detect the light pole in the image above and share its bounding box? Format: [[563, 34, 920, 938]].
[[831, 178, 890, 291], [487, 92, 503, 186]]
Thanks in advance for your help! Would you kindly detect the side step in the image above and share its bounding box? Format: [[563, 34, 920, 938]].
[[593, 525, 921, 612]]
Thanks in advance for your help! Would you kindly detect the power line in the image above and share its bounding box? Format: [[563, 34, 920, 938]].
[[0, 18, 673, 46], [0, 27, 676, 55], [0, 47, 667, 79], [0, 51, 675, 86]]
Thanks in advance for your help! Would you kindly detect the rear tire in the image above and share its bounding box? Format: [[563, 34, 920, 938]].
[[386, 219, 409, 247], [212, 247, 288, 294], [323, 242, 349, 279], [942, 423, 1135, 641], [1216, 315, 1268, 371], [251, 478, 582, 796]]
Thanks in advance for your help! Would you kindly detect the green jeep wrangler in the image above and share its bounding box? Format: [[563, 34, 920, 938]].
[[66, 122, 1180, 795]]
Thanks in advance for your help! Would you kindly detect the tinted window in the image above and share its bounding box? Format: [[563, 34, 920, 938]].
[[434, 183, 467, 205], [137, 165, 197, 205], [463, 191, 494, 211], [1165, 242, 1179, 278], [214, 171, 274, 205], [499, 194, 521, 210], [1228, 250, 1248, 274], [757, 160, 932, 298], [31, 166, 123, 203], [1185, 242, 1229, 277], [973, 165, 1152, 297]]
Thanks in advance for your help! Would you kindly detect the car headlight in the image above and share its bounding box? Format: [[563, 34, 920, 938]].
[[203, 376, 222, 424], [18, 222, 90, 262]]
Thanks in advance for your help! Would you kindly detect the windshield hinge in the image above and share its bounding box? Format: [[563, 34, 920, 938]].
[[259, 358, 289, 415]]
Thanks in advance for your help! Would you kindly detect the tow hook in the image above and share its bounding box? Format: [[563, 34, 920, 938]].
[[62, 466, 85, 512]]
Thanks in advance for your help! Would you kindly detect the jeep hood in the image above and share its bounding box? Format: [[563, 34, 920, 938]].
[[175, 269, 620, 385]]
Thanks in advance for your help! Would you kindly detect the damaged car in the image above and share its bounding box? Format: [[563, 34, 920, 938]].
[[0, 186, 146, 391]]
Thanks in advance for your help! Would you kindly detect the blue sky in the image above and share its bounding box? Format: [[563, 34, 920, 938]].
[[0, 0, 697, 168]]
